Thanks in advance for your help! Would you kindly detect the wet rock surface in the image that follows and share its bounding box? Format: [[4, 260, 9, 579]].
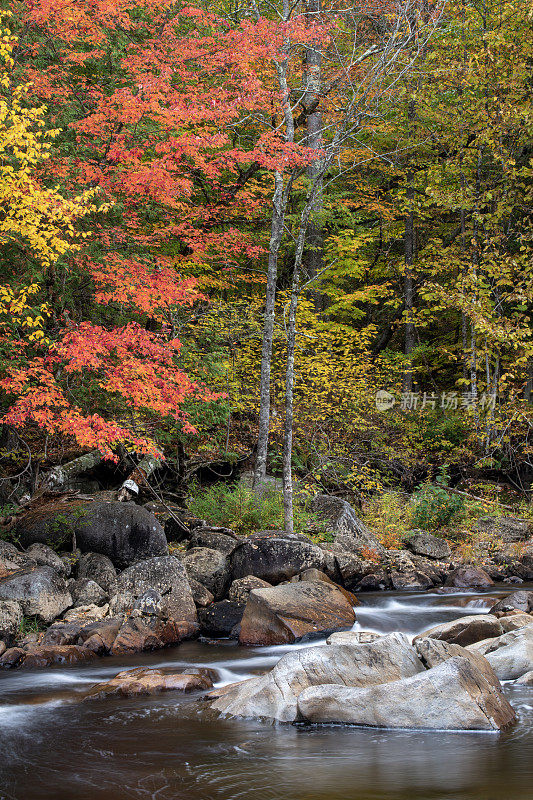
[[238, 580, 356, 646]]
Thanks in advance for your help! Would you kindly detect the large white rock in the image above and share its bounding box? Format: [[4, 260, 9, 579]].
[[297, 656, 516, 731], [482, 626, 533, 680], [210, 632, 423, 722]]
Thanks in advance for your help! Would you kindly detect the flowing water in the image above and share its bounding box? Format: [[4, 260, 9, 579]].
[[2, 587, 533, 800]]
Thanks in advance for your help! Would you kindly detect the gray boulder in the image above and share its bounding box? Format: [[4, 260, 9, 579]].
[[189, 529, 238, 555], [309, 495, 384, 556], [25, 543, 68, 575], [414, 614, 503, 647], [228, 575, 272, 605], [116, 556, 197, 625], [476, 516, 533, 543], [16, 500, 168, 569], [297, 656, 516, 731], [404, 530, 452, 561], [181, 547, 230, 601], [77, 552, 118, 596], [490, 591, 533, 615], [0, 541, 35, 573], [238, 581, 356, 646], [326, 630, 382, 645], [230, 531, 325, 584], [0, 599, 23, 645], [188, 578, 214, 607], [0, 566, 72, 623], [478, 626, 533, 681], [198, 600, 244, 638], [445, 566, 493, 589], [210, 633, 422, 722], [414, 637, 502, 689], [70, 578, 108, 607]]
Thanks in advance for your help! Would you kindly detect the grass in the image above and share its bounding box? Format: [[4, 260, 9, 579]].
[[187, 481, 328, 538]]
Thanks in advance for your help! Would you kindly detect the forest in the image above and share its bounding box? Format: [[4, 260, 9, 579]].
[[1, 0, 532, 520], [2, 3, 533, 797]]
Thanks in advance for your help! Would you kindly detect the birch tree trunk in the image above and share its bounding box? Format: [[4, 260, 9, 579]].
[[304, 0, 325, 311], [37, 450, 103, 492], [254, 0, 295, 487]]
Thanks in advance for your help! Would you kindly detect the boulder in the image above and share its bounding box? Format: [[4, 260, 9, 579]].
[[239, 580, 356, 646], [78, 617, 123, 654], [476, 516, 533, 543], [63, 603, 109, 623], [228, 575, 272, 605], [414, 637, 502, 689], [332, 550, 369, 590], [189, 529, 238, 555], [188, 578, 214, 608], [181, 547, 230, 600], [0, 599, 23, 645], [210, 633, 423, 722], [230, 531, 325, 584], [297, 656, 516, 731], [198, 601, 244, 638], [0, 641, 5, 657], [41, 620, 84, 647], [77, 552, 118, 596], [309, 495, 384, 556], [4, 644, 97, 670], [414, 614, 503, 647], [25, 543, 68, 575], [115, 556, 197, 626], [290, 568, 360, 606], [490, 591, 533, 615], [404, 530, 452, 561], [108, 615, 162, 655], [390, 570, 434, 590], [445, 566, 494, 589], [15, 500, 168, 569], [479, 626, 533, 681], [70, 578, 108, 607], [499, 613, 533, 632], [84, 667, 213, 700], [0, 541, 35, 575], [515, 670, 533, 685], [0, 566, 72, 624], [356, 572, 389, 591]]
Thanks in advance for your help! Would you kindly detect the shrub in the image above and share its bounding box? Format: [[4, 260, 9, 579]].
[[188, 481, 322, 537], [410, 479, 465, 531]]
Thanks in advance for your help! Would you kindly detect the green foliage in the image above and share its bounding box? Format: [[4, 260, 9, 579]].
[[18, 615, 43, 637], [410, 473, 466, 531], [188, 481, 320, 537]]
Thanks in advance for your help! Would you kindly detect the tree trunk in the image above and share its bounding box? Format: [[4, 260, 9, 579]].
[[403, 102, 416, 393], [304, 0, 325, 310]]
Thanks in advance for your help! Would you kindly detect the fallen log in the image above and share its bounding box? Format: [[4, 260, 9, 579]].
[[117, 454, 162, 502], [37, 450, 103, 492]]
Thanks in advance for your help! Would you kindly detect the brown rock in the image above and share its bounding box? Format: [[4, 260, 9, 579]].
[[414, 614, 503, 647], [445, 566, 493, 589], [239, 580, 356, 646], [12, 645, 96, 669], [84, 667, 213, 700], [228, 576, 272, 605]]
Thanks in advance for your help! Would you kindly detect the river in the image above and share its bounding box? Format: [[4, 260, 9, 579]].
[[1, 587, 533, 800]]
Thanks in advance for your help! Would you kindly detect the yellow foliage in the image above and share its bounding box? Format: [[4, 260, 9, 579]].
[[0, 20, 105, 268]]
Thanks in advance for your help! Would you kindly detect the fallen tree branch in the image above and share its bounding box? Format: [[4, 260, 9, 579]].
[[37, 450, 103, 492]]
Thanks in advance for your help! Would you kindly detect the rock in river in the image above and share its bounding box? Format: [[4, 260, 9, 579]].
[[230, 531, 325, 584], [238, 580, 356, 646], [210, 633, 422, 722], [297, 656, 516, 731]]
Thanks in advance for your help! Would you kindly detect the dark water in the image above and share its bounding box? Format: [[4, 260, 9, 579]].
[[2, 587, 533, 800]]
